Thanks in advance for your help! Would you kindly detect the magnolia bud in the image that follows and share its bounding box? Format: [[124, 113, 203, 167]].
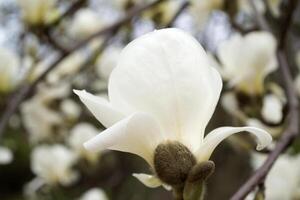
[[154, 141, 196, 187]]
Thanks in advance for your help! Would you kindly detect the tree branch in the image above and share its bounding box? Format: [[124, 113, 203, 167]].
[[0, 0, 165, 139], [230, 0, 299, 199], [165, 1, 190, 28], [249, 0, 271, 32]]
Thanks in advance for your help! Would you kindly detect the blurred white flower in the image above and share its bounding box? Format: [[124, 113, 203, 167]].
[[189, 0, 223, 27], [17, 0, 58, 25], [60, 99, 81, 120], [74, 28, 272, 188], [68, 123, 100, 162], [0, 146, 13, 165], [80, 188, 108, 200], [21, 96, 63, 143], [247, 153, 300, 200], [69, 9, 106, 39], [47, 52, 86, 84], [31, 144, 78, 186], [96, 46, 123, 80], [217, 31, 277, 95], [221, 92, 247, 121], [261, 94, 283, 124], [246, 118, 283, 138], [0, 47, 20, 93], [295, 74, 300, 96]]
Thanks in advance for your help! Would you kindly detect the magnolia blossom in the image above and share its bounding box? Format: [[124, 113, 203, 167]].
[[96, 46, 123, 80], [74, 28, 271, 188], [80, 188, 108, 200], [247, 153, 300, 200], [17, 0, 57, 25], [0, 146, 13, 165], [69, 9, 105, 39], [31, 144, 78, 186], [0, 48, 20, 93], [60, 99, 81, 120], [261, 94, 283, 124], [295, 75, 300, 96], [216, 31, 277, 95], [68, 123, 100, 162], [21, 97, 63, 143]]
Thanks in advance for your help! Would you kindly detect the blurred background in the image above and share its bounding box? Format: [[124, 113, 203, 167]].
[[0, 0, 300, 199]]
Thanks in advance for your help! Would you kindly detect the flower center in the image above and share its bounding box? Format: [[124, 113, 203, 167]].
[[153, 141, 196, 187]]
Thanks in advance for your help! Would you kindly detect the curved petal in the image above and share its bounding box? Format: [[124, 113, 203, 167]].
[[84, 112, 165, 166], [195, 127, 272, 162], [132, 173, 162, 188], [109, 28, 222, 151], [73, 90, 124, 127]]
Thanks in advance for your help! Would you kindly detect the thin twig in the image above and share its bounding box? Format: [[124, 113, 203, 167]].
[[0, 0, 164, 139], [49, 0, 87, 27], [230, 0, 299, 199], [249, 0, 271, 32], [165, 1, 190, 27]]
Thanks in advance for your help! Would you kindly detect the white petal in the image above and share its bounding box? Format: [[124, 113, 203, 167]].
[[132, 173, 163, 188], [109, 28, 222, 151], [261, 94, 283, 124], [73, 90, 124, 127], [0, 146, 13, 164], [84, 112, 164, 165], [195, 127, 272, 161]]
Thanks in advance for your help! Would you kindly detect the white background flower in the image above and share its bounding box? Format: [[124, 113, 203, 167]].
[[79, 188, 108, 200], [68, 123, 101, 162], [17, 0, 57, 25], [216, 32, 277, 95], [31, 144, 78, 186], [0, 146, 13, 165], [75, 28, 271, 188], [0, 47, 20, 93]]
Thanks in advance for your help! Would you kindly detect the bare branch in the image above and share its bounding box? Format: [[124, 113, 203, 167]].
[[165, 1, 190, 28], [249, 0, 271, 31], [230, 0, 299, 199]]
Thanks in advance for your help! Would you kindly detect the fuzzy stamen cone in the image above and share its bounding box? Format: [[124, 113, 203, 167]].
[[154, 141, 196, 186]]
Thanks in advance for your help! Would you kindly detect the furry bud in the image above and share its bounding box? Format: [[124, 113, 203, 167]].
[[154, 141, 196, 186]]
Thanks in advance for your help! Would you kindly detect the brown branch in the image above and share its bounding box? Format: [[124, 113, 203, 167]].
[[0, 0, 165, 139], [230, 0, 299, 199], [249, 0, 271, 32], [49, 0, 87, 27], [165, 1, 190, 28]]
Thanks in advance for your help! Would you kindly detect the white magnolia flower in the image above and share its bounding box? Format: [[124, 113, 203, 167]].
[[247, 153, 300, 200], [295, 74, 300, 97], [69, 9, 105, 39], [68, 123, 100, 162], [46, 52, 86, 84], [80, 188, 108, 200], [60, 99, 81, 120], [217, 31, 277, 95], [74, 28, 272, 188], [31, 144, 78, 186], [0, 48, 20, 93], [261, 94, 283, 124], [221, 92, 247, 121], [96, 46, 123, 80], [17, 0, 57, 25], [21, 97, 63, 143], [0, 146, 13, 165]]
